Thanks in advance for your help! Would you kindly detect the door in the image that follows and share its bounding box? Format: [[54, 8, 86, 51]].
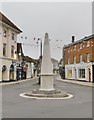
[[92, 65, 94, 83], [88, 68, 91, 82]]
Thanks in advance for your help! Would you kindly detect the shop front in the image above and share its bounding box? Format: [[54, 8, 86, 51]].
[[9, 64, 14, 80], [65, 62, 93, 82]]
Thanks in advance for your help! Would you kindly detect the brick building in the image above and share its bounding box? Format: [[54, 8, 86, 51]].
[[63, 35, 94, 82]]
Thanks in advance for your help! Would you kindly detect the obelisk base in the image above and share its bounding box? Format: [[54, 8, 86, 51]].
[[39, 74, 54, 91]]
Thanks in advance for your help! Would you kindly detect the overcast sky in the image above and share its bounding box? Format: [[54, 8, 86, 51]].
[[1, 2, 92, 60]]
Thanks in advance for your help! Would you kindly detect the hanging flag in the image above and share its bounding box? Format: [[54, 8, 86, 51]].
[[25, 37, 27, 39]]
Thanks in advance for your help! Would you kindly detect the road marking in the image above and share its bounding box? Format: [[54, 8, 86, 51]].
[[20, 92, 73, 100]]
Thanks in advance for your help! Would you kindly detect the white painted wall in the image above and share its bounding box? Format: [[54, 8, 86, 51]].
[[65, 62, 93, 82], [0, 22, 3, 82], [31, 62, 34, 77], [27, 62, 32, 79], [0, 21, 20, 81], [0, 59, 2, 82]]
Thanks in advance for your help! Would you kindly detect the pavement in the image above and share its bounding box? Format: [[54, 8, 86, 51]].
[[0, 75, 94, 87], [57, 75, 94, 87], [0, 77, 38, 86]]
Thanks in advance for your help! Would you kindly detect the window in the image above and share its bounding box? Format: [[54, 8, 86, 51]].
[[68, 47, 70, 53], [74, 45, 76, 51], [67, 69, 72, 77], [74, 56, 76, 64], [11, 33, 14, 40], [80, 55, 82, 63], [78, 69, 85, 78], [3, 43, 6, 56], [86, 53, 90, 62], [3, 30, 7, 37], [11, 45, 14, 58], [68, 57, 70, 64], [86, 41, 90, 47], [80, 43, 82, 49]]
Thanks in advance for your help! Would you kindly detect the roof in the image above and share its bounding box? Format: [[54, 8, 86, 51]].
[[17, 43, 38, 64], [63, 34, 94, 48], [51, 58, 58, 63], [0, 12, 22, 33], [22, 56, 38, 64]]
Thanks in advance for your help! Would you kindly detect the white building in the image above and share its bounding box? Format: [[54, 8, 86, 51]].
[[51, 58, 58, 73], [0, 12, 22, 81], [22, 56, 36, 79]]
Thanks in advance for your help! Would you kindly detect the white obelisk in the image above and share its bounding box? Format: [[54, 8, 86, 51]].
[[39, 33, 54, 91]]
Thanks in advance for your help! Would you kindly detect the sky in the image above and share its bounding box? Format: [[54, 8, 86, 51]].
[[0, 1, 92, 61]]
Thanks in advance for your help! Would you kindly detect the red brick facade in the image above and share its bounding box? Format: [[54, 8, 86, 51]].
[[63, 35, 94, 65]]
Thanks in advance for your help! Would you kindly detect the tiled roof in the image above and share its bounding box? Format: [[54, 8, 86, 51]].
[[0, 12, 22, 33]]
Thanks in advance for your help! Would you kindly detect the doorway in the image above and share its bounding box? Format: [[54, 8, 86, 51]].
[[88, 68, 91, 82], [92, 65, 94, 83]]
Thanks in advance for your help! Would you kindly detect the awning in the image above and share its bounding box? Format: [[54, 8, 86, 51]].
[[2, 65, 7, 72], [10, 64, 14, 72]]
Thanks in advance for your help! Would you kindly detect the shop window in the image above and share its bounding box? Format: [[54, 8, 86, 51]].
[[2, 65, 7, 72], [67, 69, 72, 78], [78, 69, 85, 78]]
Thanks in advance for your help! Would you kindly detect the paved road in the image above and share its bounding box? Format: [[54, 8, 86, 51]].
[[1, 78, 93, 118]]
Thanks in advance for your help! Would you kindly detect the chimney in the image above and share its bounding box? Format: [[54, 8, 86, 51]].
[[72, 36, 75, 43]]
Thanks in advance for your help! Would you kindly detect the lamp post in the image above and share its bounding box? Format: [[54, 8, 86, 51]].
[[18, 49, 22, 80], [37, 38, 43, 84], [37, 38, 42, 59]]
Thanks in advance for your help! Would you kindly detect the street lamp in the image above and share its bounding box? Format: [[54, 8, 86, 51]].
[[18, 48, 22, 80], [37, 38, 42, 59], [36, 38, 43, 84]]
